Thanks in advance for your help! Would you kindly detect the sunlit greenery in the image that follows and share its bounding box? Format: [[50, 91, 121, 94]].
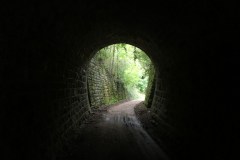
[[95, 43, 153, 99]]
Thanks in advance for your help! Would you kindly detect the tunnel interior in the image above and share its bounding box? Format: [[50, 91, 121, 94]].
[[1, 1, 238, 160]]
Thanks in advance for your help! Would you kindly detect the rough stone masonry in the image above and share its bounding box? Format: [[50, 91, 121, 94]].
[[0, 1, 238, 160]]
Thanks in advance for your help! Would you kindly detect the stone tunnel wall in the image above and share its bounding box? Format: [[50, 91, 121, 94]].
[[87, 55, 127, 108], [53, 65, 92, 155], [1, 1, 238, 160]]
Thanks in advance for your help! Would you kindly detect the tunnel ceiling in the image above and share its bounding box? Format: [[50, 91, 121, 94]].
[[37, 1, 219, 67], [2, 1, 231, 71], [1, 1, 238, 160]]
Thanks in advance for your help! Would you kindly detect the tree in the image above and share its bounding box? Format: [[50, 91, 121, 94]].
[[95, 43, 153, 99]]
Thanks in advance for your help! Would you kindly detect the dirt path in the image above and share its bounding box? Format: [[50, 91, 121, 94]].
[[59, 100, 169, 160]]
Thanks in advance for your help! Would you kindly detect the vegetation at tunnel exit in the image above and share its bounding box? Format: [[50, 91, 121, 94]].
[[95, 43, 154, 99]]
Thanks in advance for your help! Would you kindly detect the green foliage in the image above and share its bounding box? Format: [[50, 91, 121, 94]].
[[94, 43, 153, 99], [104, 96, 118, 105]]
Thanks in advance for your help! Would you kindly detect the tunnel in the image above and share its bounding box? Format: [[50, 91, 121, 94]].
[[1, 1, 239, 160]]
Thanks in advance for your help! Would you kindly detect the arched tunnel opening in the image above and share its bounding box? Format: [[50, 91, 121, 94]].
[[87, 43, 155, 106], [55, 41, 170, 160], [1, 1, 238, 160]]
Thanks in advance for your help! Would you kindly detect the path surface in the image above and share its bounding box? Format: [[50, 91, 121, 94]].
[[60, 100, 169, 160]]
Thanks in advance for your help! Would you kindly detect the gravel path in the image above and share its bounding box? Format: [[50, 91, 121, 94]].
[[58, 100, 169, 160]]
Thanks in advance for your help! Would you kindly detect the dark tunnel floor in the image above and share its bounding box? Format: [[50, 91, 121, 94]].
[[57, 100, 169, 160]]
